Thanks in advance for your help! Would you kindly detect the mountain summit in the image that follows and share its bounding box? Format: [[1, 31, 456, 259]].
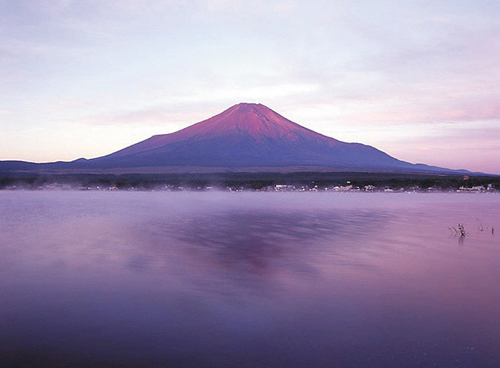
[[107, 103, 339, 158], [0, 103, 470, 174]]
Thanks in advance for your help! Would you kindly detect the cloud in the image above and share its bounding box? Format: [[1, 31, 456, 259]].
[[85, 80, 319, 127], [365, 120, 500, 173]]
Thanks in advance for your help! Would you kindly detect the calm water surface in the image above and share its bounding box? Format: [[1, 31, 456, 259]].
[[0, 191, 499, 367]]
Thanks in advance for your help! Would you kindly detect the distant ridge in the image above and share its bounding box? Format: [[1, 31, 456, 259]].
[[0, 103, 478, 174]]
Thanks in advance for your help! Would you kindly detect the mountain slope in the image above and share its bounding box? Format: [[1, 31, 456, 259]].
[[86, 103, 418, 171]]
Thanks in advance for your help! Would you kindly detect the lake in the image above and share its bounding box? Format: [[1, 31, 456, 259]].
[[0, 191, 499, 367]]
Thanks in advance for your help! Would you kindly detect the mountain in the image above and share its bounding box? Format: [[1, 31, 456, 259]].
[[0, 103, 473, 174]]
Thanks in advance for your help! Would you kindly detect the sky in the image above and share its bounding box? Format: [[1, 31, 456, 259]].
[[1, 0, 499, 173]]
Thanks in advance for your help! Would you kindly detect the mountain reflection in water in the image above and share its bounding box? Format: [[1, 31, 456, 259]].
[[172, 209, 390, 277], [0, 191, 499, 368]]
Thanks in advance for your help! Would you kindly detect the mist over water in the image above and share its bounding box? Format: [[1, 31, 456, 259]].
[[1, 192, 499, 367]]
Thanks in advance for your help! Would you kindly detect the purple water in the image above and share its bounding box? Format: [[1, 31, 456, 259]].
[[1, 191, 499, 367]]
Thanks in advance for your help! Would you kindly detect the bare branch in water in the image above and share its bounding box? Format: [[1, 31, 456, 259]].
[[458, 223, 466, 237]]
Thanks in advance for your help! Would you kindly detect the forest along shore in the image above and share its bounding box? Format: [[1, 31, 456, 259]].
[[0, 172, 498, 193]]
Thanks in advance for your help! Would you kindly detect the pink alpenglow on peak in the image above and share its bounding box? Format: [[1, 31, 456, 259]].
[[176, 103, 339, 142]]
